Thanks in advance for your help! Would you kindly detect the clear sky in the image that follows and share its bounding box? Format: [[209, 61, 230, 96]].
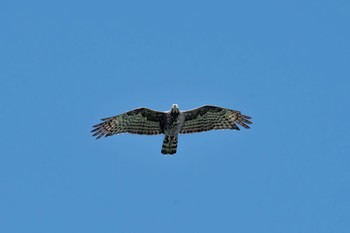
[[1, 0, 349, 232]]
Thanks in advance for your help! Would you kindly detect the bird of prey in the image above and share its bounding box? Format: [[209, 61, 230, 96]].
[[91, 104, 252, 155]]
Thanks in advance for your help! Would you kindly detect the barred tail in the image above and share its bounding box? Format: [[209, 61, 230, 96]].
[[161, 135, 178, 155]]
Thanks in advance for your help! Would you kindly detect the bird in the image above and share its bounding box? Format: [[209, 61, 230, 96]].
[[91, 104, 252, 155]]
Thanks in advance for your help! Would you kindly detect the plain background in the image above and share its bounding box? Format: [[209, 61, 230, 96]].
[[1, 0, 349, 232]]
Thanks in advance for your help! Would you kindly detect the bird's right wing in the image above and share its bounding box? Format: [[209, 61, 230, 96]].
[[180, 105, 252, 134], [91, 108, 166, 139]]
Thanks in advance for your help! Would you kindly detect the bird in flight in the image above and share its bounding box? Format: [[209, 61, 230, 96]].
[[91, 104, 252, 155]]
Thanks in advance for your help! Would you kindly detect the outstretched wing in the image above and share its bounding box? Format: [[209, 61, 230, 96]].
[[91, 108, 165, 139], [180, 105, 252, 134]]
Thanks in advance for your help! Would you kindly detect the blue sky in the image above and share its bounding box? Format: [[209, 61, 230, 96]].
[[1, 0, 349, 232]]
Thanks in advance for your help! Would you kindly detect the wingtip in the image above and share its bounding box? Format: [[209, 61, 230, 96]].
[[96, 134, 104, 139]]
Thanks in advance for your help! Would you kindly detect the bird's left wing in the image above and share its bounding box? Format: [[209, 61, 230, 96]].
[[91, 108, 165, 139], [180, 105, 252, 134]]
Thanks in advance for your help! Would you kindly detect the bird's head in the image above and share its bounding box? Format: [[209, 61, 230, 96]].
[[170, 104, 179, 114]]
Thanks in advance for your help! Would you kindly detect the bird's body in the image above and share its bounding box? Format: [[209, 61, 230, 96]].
[[91, 104, 252, 155], [161, 104, 184, 154]]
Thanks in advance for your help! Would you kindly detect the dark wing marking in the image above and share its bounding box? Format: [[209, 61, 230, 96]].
[[91, 108, 165, 139], [180, 105, 252, 134]]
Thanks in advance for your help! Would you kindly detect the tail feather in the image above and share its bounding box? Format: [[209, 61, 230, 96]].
[[161, 135, 178, 155]]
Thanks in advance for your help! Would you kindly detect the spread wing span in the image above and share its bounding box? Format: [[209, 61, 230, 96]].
[[91, 108, 165, 139], [180, 105, 252, 134]]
